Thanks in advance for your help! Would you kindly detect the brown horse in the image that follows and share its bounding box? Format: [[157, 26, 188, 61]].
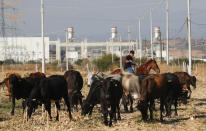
[[110, 59, 160, 75], [135, 59, 160, 74]]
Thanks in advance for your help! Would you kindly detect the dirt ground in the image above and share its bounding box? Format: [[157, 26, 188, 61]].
[[0, 64, 206, 131]]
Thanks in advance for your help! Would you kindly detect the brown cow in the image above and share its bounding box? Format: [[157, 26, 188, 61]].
[[64, 70, 83, 111], [0, 73, 21, 101], [29, 72, 46, 79], [174, 72, 196, 98], [137, 73, 182, 121]]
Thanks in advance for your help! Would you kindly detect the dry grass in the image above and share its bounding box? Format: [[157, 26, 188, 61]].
[[0, 63, 206, 130]]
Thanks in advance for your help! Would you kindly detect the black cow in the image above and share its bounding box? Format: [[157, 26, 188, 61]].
[[82, 74, 123, 126], [26, 75, 72, 121], [7, 74, 43, 115], [64, 70, 83, 111]]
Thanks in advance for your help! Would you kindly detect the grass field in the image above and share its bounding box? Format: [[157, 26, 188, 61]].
[[0, 63, 206, 131]]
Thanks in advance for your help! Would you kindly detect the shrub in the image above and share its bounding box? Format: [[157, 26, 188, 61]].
[[93, 54, 119, 71]]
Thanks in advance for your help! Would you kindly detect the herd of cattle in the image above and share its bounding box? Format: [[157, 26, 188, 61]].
[[0, 70, 196, 127]]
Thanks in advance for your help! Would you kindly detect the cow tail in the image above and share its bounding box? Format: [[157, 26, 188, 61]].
[[0, 78, 8, 87]]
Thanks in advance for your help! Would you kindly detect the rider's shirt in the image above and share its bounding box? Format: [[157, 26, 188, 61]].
[[124, 55, 133, 69]]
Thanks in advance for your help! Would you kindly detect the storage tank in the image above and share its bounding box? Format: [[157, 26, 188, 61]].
[[68, 27, 74, 42], [111, 27, 117, 42], [154, 26, 160, 39]]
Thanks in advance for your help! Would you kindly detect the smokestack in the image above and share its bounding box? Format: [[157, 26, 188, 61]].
[[111, 27, 117, 42], [68, 27, 74, 42], [154, 26, 161, 40]]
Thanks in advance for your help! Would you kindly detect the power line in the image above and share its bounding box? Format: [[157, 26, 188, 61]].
[[171, 19, 187, 38], [191, 20, 206, 26]]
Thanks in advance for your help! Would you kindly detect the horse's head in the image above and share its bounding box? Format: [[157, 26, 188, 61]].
[[149, 59, 160, 74]]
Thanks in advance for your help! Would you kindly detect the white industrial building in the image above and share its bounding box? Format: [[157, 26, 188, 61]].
[[0, 37, 50, 62]]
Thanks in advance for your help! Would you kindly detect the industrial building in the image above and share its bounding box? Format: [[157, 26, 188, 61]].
[[0, 26, 167, 63], [0, 37, 50, 62]]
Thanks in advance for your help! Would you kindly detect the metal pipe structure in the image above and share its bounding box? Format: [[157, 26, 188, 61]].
[[41, 0, 45, 73], [187, 0, 192, 75]]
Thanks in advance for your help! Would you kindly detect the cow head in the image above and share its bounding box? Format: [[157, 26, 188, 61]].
[[191, 76, 197, 89], [81, 100, 93, 116], [179, 90, 188, 104], [8, 74, 21, 93], [27, 99, 39, 119], [87, 72, 94, 87]]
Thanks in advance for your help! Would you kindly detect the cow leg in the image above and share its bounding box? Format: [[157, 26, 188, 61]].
[[63, 96, 72, 120], [109, 105, 115, 127], [149, 99, 154, 120], [22, 100, 26, 114], [122, 95, 128, 112], [174, 99, 178, 116], [89, 105, 94, 116], [11, 96, 15, 115], [44, 101, 52, 120], [188, 88, 192, 98], [101, 104, 108, 126], [55, 101, 61, 121], [117, 100, 121, 120], [129, 95, 133, 113], [160, 99, 164, 122], [165, 102, 171, 118], [79, 96, 83, 112]]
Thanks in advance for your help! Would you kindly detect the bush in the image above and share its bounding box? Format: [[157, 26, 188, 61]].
[[93, 54, 119, 71], [75, 59, 83, 66], [27, 60, 41, 64], [4, 59, 16, 64]]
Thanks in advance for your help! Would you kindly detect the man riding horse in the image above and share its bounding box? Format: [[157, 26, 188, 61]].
[[124, 50, 138, 74]]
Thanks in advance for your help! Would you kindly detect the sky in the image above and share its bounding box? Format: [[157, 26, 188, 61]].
[[14, 0, 206, 42]]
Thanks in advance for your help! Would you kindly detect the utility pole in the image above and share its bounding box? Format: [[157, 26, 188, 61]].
[[139, 18, 142, 64], [150, 8, 153, 59], [120, 45, 122, 69], [65, 28, 68, 70], [160, 32, 163, 62], [187, 0, 192, 75], [41, 0, 45, 73], [128, 25, 131, 42], [166, 0, 169, 65]]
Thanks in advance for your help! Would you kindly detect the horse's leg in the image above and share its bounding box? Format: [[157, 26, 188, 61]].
[[149, 99, 154, 120]]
